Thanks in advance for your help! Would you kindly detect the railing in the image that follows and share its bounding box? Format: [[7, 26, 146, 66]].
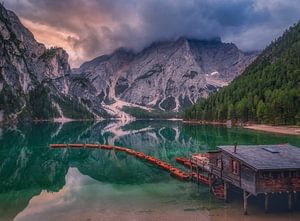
[[191, 154, 211, 172]]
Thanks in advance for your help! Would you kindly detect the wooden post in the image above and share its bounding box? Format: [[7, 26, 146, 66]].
[[209, 174, 212, 193], [243, 190, 248, 215], [189, 158, 192, 180], [288, 192, 292, 211], [264, 193, 269, 213], [294, 191, 297, 209], [197, 166, 200, 186], [224, 182, 228, 202]]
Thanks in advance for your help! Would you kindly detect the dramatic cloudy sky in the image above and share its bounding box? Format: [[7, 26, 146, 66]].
[[4, 0, 300, 67]]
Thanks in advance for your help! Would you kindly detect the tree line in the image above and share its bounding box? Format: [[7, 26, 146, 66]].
[[184, 21, 300, 125]]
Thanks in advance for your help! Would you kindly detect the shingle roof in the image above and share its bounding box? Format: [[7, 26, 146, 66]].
[[218, 144, 300, 171]]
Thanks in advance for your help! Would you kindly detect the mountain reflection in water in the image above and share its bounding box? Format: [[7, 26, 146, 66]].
[[0, 120, 300, 221]]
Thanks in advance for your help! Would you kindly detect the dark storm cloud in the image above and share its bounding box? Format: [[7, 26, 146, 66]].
[[3, 0, 300, 67]]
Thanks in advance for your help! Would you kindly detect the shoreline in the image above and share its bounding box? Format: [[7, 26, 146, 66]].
[[182, 120, 228, 125], [4, 118, 300, 136], [244, 124, 300, 136], [30, 117, 183, 123], [183, 120, 300, 136], [0, 118, 183, 126]]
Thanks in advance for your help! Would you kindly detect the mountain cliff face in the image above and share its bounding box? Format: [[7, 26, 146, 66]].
[[0, 4, 95, 122], [70, 38, 257, 117]]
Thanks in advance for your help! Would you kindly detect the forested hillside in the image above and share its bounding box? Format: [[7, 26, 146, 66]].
[[184, 21, 300, 125]]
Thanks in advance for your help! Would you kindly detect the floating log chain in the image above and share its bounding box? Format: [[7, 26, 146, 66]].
[[50, 144, 190, 181]]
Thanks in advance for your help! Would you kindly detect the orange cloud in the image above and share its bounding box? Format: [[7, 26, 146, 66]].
[[21, 18, 90, 68]]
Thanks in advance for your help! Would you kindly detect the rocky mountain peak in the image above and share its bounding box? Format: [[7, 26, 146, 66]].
[[0, 5, 46, 60], [69, 36, 257, 117]]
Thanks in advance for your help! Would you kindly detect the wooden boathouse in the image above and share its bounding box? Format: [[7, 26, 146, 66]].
[[191, 144, 300, 214]]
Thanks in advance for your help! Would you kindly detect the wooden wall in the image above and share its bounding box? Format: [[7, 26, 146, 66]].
[[256, 171, 300, 193], [240, 165, 256, 194], [220, 153, 241, 188]]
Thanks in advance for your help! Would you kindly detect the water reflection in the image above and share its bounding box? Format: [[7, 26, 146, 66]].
[[14, 168, 210, 221], [14, 168, 92, 221], [0, 120, 299, 221], [182, 124, 300, 148]]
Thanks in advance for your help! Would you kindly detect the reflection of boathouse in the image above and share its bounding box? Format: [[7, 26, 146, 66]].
[[191, 144, 300, 214]]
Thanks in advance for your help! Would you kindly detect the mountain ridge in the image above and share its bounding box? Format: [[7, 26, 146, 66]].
[[0, 4, 257, 122], [70, 36, 257, 117]]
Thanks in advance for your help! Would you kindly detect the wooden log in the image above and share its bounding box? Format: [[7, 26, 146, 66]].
[[85, 144, 99, 148], [68, 144, 84, 148], [114, 146, 128, 152], [101, 145, 113, 150]]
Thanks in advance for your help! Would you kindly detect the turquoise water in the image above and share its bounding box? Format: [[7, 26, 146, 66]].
[[0, 120, 300, 221]]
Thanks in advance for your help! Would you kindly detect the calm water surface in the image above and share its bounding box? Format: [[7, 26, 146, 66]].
[[0, 120, 300, 221]]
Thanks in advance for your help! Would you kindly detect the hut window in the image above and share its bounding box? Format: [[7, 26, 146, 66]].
[[230, 159, 240, 175], [217, 159, 222, 168]]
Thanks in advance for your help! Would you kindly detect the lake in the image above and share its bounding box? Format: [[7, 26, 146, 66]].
[[1, 120, 300, 221]]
